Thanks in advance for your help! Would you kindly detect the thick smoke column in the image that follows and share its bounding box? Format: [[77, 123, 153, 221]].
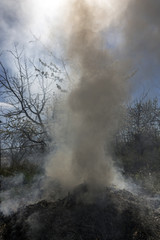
[[46, 0, 129, 191]]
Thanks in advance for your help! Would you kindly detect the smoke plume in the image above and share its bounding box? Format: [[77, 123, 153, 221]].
[[119, 0, 160, 93], [46, 0, 130, 192], [123, 0, 160, 60]]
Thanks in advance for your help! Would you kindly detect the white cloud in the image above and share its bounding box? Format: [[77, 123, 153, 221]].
[[0, 102, 13, 109]]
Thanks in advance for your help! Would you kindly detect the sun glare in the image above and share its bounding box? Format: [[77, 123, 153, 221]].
[[33, 0, 66, 18], [23, 0, 128, 46], [25, 0, 68, 43]]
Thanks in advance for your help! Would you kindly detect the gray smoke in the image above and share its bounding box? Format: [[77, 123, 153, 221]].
[[46, 0, 130, 192], [120, 0, 160, 93], [123, 0, 160, 61]]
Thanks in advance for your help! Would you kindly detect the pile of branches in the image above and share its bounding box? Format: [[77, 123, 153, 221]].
[[0, 186, 160, 240]]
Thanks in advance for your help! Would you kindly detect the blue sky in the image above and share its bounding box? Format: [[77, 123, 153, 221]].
[[0, 0, 160, 106]]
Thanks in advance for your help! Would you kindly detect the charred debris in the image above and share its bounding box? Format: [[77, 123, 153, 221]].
[[0, 185, 160, 240]]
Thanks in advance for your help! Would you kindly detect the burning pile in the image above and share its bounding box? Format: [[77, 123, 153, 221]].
[[0, 187, 160, 240]]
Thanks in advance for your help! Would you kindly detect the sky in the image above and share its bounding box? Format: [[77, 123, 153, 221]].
[[0, 0, 68, 107], [0, 0, 65, 49], [0, 0, 160, 107]]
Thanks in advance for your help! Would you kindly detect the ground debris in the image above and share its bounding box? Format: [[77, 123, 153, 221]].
[[0, 187, 160, 240]]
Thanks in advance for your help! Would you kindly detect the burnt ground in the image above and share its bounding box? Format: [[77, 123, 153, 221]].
[[0, 186, 160, 240]]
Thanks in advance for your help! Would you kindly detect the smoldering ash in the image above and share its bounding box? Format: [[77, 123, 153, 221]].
[[46, 0, 129, 192]]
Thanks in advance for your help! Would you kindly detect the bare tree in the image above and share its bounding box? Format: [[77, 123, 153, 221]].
[[115, 95, 160, 174], [0, 46, 65, 166]]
